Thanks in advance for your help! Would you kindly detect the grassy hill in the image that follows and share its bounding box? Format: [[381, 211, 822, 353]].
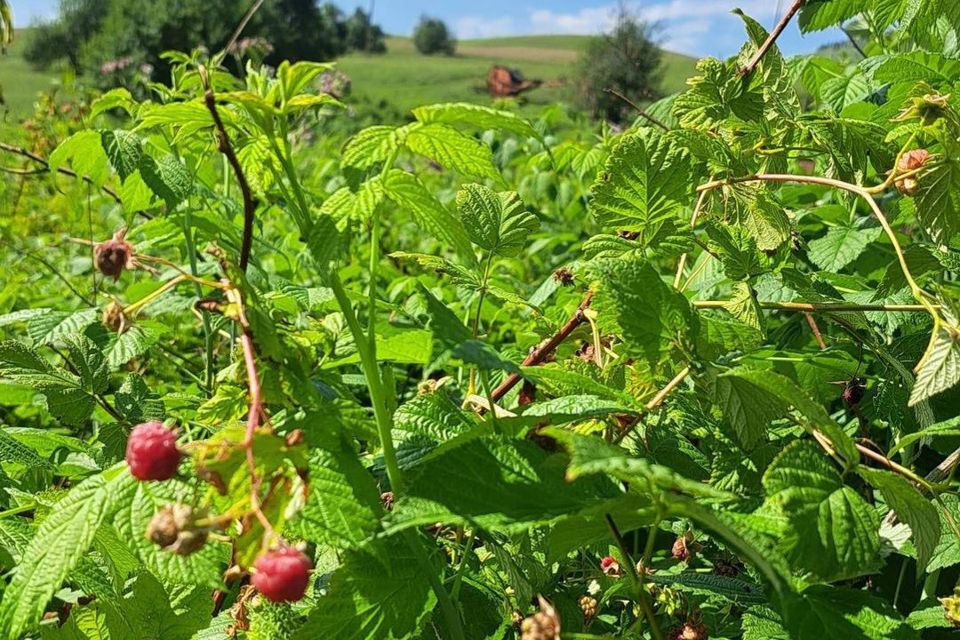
[[0, 29, 67, 120], [0, 32, 699, 120], [339, 35, 697, 118]]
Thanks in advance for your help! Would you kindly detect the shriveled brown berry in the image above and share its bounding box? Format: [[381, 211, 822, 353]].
[[146, 505, 181, 548], [895, 149, 931, 196], [94, 229, 135, 280], [381, 491, 394, 511], [146, 503, 209, 555], [552, 267, 575, 286], [672, 532, 702, 562], [669, 621, 708, 640], [102, 301, 128, 333], [520, 597, 560, 640], [842, 377, 866, 407], [578, 595, 597, 619]]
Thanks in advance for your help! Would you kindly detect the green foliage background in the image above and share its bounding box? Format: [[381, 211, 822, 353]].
[[0, 1, 959, 639]]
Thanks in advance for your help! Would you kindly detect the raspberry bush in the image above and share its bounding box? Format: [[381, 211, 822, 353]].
[[0, 1, 960, 639]]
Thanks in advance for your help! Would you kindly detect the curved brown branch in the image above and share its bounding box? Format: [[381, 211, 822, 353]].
[[489, 291, 594, 403], [201, 84, 258, 272], [738, 0, 807, 76]]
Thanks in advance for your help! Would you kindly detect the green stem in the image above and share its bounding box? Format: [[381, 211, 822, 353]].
[[183, 207, 215, 394], [368, 213, 381, 354], [450, 530, 476, 601], [279, 124, 462, 637], [328, 272, 402, 492], [404, 529, 466, 640], [367, 145, 401, 353], [479, 370, 500, 431], [0, 504, 36, 519], [605, 514, 664, 640]]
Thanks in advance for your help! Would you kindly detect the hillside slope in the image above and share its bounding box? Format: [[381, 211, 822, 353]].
[[337, 35, 697, 118]]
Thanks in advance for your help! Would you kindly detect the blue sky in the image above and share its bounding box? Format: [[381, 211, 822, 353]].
[[11, 1, 844, 58]]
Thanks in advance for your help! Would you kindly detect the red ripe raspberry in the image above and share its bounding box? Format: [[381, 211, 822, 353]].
[[125, 422, 181, 481], [251, 547, 313, 603], [600, 555, 621, 576]]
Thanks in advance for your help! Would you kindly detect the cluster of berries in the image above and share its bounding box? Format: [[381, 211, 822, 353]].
[[125, 422, 312, 602]]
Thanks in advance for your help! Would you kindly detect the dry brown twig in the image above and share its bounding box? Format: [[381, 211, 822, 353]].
[[738, 0, 807, 76]]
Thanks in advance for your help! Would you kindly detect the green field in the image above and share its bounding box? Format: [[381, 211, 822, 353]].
[[339, 35, 697, 118], [0, 30, 67, 121], [0, 32, 697, 120]]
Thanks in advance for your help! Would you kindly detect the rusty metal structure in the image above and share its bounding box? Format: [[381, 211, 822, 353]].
[[486, 66, 541, 97]]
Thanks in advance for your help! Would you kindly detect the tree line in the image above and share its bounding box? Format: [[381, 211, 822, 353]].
[[25, 0, 386, 82]]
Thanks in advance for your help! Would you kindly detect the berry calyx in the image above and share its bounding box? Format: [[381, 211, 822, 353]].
[[94, 229, 135, 280], [894, 149, 931, 196], [126, 421, 182, 481], [251, 547, 313, 603], [600, 555, 621, 576]]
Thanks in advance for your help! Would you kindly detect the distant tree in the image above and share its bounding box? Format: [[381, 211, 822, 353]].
[[577, 8, 662, 123], [413, 16, 455, 56], [345, 8, 387, 53], [23, 0, 384, 83], [24, 0, 111, 71]]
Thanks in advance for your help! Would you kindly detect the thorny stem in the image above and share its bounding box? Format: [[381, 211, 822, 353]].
[[644, 367, 691, 412], [177, 209, 217, 393], [449, 529, 476, 601], [605, 514, 664, 640], [468, 252, 495, 394], [488, 291, 594, 404], [224, 0, 265, 54], [223, 284, 274, 539], [738, 0, 806, 76], [120, 273, 225, 318], [200, 68, 258, 272], [817, 431, 960, 545]]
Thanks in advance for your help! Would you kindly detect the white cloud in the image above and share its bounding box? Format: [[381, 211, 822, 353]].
[[639, 0, 779, 22], [529, 6, 618, 34], [452, 1, 791, 55], [455, 15, 517, 39]]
